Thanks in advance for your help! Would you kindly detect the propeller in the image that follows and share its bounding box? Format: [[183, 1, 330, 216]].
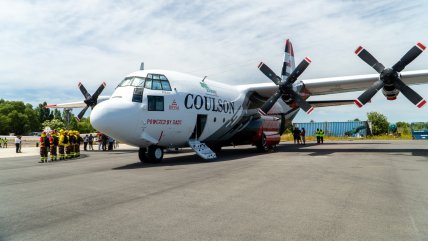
[[258, 57, 314, 114], [76, 82, 107, 121], [354, 43, 426, 108]]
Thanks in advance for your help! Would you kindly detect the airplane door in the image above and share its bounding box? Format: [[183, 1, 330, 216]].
[[190, 114, 207, 140]]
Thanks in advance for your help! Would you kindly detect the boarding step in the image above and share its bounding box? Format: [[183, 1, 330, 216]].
[[188, 139, 217, 160]]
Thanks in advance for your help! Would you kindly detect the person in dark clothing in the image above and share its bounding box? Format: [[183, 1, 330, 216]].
[[83, 134, 89, 151], [300, 128, 306, 145], [102, 134, 108, 151], [293, 127, 301, 144], [88, 134, 94, 150]]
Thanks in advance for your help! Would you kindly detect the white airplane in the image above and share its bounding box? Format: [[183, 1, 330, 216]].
[[48, 40, 428, 163]]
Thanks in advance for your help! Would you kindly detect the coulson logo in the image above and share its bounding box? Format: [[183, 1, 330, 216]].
[[200, 82, 218, 96], [169, 100, 179, 110], [184, 94, 235, 114]]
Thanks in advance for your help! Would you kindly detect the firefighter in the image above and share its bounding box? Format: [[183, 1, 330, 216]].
[[69, 130, 76, 158], [58, 130, 65, 160], [49, 130, 59, 161], [64, 131, 71, 159], [76, 131, 82, 157], [39, 131, 49, 163]]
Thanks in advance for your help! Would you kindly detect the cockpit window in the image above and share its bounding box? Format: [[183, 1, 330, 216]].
[[132, 77, 145, 86], [118, 77, 133, 87], [145, 74, 172, 91], [117, 77, 145, 87]]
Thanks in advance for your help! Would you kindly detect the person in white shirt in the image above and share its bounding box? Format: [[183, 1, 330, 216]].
[[14, 136, 21, 153]]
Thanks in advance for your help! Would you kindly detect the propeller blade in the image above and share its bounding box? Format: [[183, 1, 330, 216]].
[[76, 105, 89, 121], [355, 46, 385, 73], [291, 91, 314, 114], [258, 62, 282, 85], [394, 78, 426, 108], [78, 82, 92, 100], [392, 42, 426, 72], [354, 80, 384, 107], [259, 90, 283, 114], [285, 57, 311, 84], [91, 82, 107, 103], [281, 39, 295, 79]]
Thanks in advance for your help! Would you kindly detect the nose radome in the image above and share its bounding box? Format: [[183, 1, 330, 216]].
[[90, 99, 140, 141]]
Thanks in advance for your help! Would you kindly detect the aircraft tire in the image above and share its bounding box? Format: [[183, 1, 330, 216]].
[[147, 145, 164, 163], [138, 147, 148, 163], [256, 134, 269, 153]]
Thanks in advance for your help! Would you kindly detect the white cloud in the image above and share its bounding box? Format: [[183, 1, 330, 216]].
[[0, 0, 427, 122]]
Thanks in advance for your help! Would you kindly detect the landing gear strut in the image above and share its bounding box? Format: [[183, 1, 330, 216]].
[[139, 145, 164, 163], [255, 134, 274, 152]]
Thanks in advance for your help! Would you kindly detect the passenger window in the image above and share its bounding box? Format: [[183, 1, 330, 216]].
[[148, 96, 164, 111]]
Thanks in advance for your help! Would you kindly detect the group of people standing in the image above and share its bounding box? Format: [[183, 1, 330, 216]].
[[39, 130, 82, 163], [293, 127, 306, 145], [0, 137, 8, 148], [292, 127, 325, 144]]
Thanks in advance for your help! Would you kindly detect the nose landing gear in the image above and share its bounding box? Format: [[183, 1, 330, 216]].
[[139, 145, 164, 163]]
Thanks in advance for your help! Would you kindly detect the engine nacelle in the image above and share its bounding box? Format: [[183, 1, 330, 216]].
[[382, 85, 399, 100]]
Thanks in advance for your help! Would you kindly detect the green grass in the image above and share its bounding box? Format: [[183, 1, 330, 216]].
[[281, 133, 413, 141]]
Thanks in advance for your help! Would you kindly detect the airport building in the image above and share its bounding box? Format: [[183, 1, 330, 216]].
[[293, 121, 369, 137]]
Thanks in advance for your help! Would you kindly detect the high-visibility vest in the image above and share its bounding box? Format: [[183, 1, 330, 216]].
[[320, 130, 325, 137]]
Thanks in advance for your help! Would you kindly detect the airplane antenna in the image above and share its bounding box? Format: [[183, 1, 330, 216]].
[[140, 62, 144, 70], [202, 76, 207, 82]]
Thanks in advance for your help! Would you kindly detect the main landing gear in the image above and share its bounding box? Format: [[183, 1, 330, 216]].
[[139, 145, 164, 163], [255, 134, 275, 152]]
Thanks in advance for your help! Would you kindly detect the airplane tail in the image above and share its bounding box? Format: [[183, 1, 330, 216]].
[[281, 39, 295, 79]]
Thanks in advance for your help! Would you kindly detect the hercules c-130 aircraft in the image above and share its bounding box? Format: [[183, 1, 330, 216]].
[[48, 39, 428, 163]]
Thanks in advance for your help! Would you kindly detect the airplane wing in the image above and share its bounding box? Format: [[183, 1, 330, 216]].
[[302, 70, 428, 96], [307, 100, 354, 107], [238, 70, 428, 98], [46, 96, 110, 109]]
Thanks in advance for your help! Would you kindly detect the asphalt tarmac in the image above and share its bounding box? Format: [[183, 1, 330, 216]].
[[1, 140, 427, 241]]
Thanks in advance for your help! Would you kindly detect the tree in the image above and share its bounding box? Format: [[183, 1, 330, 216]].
[[42, 119, 66, 131], [35, 102, 53, 128], [396, 121, 410, 135], [77, 117, 96, 133], [367, 112, 389, 135], [53, 109, 63, 121], [8, 110, 29, 135]]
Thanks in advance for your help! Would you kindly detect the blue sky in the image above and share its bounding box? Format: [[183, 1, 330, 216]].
[[0, 0, 427, 123]]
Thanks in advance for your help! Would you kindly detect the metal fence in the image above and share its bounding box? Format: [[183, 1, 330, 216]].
[[293, 121, 369, 137]]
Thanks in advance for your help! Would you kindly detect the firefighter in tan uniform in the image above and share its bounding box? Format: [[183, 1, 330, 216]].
[[49, 130, 59, 161], [39, 131, 49, 163], [69, 130, 76, 158]]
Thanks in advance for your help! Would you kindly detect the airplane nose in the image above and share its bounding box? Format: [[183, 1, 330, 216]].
[[90, 99, 140, 141]]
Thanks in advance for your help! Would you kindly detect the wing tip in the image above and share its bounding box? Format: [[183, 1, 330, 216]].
[[306, 106, 314, 114], [304, 57, 312, 63]]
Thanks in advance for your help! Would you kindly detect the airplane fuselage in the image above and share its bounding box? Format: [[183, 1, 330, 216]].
[[90, 70, 289, 150]]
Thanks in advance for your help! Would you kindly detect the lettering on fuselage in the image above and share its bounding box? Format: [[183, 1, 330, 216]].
[[184, 94, 235, 114], [147, 119, 182, 125]]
